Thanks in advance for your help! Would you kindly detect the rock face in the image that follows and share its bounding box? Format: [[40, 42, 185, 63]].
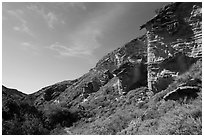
[[95, 35, 147, 93], [141, 2, 202, 93], [28, 35, 148, 111]]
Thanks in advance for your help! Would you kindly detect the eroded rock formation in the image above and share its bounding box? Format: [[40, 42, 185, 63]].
[[141, 2, 202, 93], [163, 86, 200, 101]]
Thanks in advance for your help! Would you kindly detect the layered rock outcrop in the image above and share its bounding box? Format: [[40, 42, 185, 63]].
[[29, 35, 148, 111], [141, 2, 202, 92], [95, 35, 147, 93]]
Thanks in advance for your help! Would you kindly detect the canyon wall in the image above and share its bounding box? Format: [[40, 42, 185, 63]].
[[141, 2, 202, 92]]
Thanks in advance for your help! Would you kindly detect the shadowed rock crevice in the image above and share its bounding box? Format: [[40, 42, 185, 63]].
[[160, 52, 199, 73], [113, 61, 147, 93], [163, 86, 200, 101]]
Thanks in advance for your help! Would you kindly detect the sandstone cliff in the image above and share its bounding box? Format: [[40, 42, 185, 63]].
[[140, 2, 202, 93]]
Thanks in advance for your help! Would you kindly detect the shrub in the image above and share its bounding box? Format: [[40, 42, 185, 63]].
[[2, 101, 49, 135], [156, 97, 202, 135], [137, 119, 158, 135], [43, 105, 79, 130], [117, 119, 142, 135], [21, 114, 49, 135], [2, 117, 23, 135]]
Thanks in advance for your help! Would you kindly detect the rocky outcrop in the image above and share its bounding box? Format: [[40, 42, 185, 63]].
[[95, 35, 147, 72], [27, 35, 148, 112], [141, 2, 202, 93], [163, 86, 200, 101], [163, 76, 202, 101]]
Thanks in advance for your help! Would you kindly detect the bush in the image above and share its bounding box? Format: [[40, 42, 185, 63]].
[[43, 105, 79, 130], [2, 117, 23, 135], [2, 101, 49, 135], [21, 115, 49, 135]]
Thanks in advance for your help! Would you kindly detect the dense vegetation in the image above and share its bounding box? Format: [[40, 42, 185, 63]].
[[2, 98, 80, 135]]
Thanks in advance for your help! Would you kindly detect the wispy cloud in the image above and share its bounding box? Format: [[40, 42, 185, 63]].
[[49, 40, 98, 65], [49, 27, 100, 57], [7, 9, 34, 36], [20, 42, 40, 55], [46, 12, 58, 29], [7, 9, 24, 21], [47, 25, 100, 65], [27, 4, 63, 29], [21, 42, 35, 49], [13, 24, 34, 36], [48, 3, 125, 63], [20, 41, 40, 52]]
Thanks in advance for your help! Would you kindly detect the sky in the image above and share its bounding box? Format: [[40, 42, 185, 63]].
[[2, 2, 168, 94]]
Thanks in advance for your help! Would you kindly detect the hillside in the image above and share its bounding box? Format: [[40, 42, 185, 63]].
[[2, 2, 202, 135]]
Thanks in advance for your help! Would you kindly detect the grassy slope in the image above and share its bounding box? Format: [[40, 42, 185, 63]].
[[68, 59, 202, 135]]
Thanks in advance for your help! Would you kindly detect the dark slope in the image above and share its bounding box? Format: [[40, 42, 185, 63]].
[[2, 86, 49, 135], [2, 85, 27, 121], [2, 85, 26, 100]]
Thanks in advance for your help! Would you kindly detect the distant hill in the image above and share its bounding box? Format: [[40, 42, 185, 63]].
[[2, 85, 26, 100]]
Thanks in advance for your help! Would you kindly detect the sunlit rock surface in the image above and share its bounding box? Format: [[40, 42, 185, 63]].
[[141, 2, 202, 93]]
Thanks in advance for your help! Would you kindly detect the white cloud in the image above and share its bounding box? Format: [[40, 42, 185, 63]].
[[13, 23, 34, 36], [27, 4, 63, 29], [7, 9, 34, 36], [49, 27, 100, 57], [46, 12, 58, 29], [21, 42, 33, 47], [20, 42, 38, 50]]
